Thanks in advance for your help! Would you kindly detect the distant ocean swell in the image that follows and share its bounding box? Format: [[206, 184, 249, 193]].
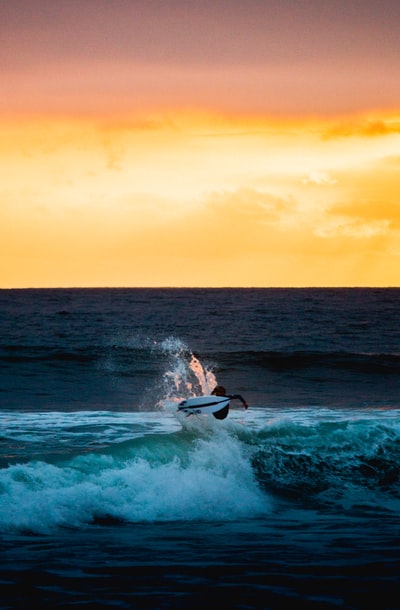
[[2, 342, 400, 373], [1, 334, 399, 414], [210, 350, 400, 374]]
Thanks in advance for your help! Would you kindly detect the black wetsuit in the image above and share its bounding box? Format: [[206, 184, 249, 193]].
[[213, 394, 248, 420], [227, 394, 248, 408]]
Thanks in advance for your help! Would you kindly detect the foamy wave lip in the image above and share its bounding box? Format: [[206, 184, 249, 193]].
[[0, 433, 270, 534], [152, 337, 217, 406]]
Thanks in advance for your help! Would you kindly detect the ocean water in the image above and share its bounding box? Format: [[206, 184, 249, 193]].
[[0, 288, 399, 609]]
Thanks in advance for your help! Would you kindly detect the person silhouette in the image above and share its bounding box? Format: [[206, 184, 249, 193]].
[[211, 385, 248, 410]]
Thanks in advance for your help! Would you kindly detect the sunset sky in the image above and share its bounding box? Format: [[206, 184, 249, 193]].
[[1, 0, 399, 287]]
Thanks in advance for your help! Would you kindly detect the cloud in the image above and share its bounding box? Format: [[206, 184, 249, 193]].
[[102, 187, 297, 263], [2, 108, 400, 287], [329, 200, 400, 228], [314, 218, 391, 240], [205, 188, 291, 221], [175, 188, 294, 254], [308, 196, 400, 254], [322, 116, 400, 139], [108, 184, 399, 267], [302, 171, 337, 185]]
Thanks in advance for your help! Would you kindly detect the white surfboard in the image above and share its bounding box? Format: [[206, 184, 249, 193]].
[[177, 395, 230, 419]]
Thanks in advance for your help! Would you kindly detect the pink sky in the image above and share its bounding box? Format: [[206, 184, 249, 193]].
[[1, 0, 400, 116]]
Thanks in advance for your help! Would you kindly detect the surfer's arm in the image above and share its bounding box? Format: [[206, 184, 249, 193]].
[[228, 394, 248, 409]]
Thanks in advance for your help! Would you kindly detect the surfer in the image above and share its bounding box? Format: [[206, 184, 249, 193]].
[[211, 385, 248, 409]]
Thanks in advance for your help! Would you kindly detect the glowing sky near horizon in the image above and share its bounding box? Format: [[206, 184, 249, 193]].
[[1, 0, 400, 287]]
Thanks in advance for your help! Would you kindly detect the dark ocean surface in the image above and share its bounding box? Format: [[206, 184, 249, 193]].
[[0, 288, 399, 609]]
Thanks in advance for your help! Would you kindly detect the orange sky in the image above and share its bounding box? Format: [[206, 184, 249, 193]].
[[1, 1, 399, 287]]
